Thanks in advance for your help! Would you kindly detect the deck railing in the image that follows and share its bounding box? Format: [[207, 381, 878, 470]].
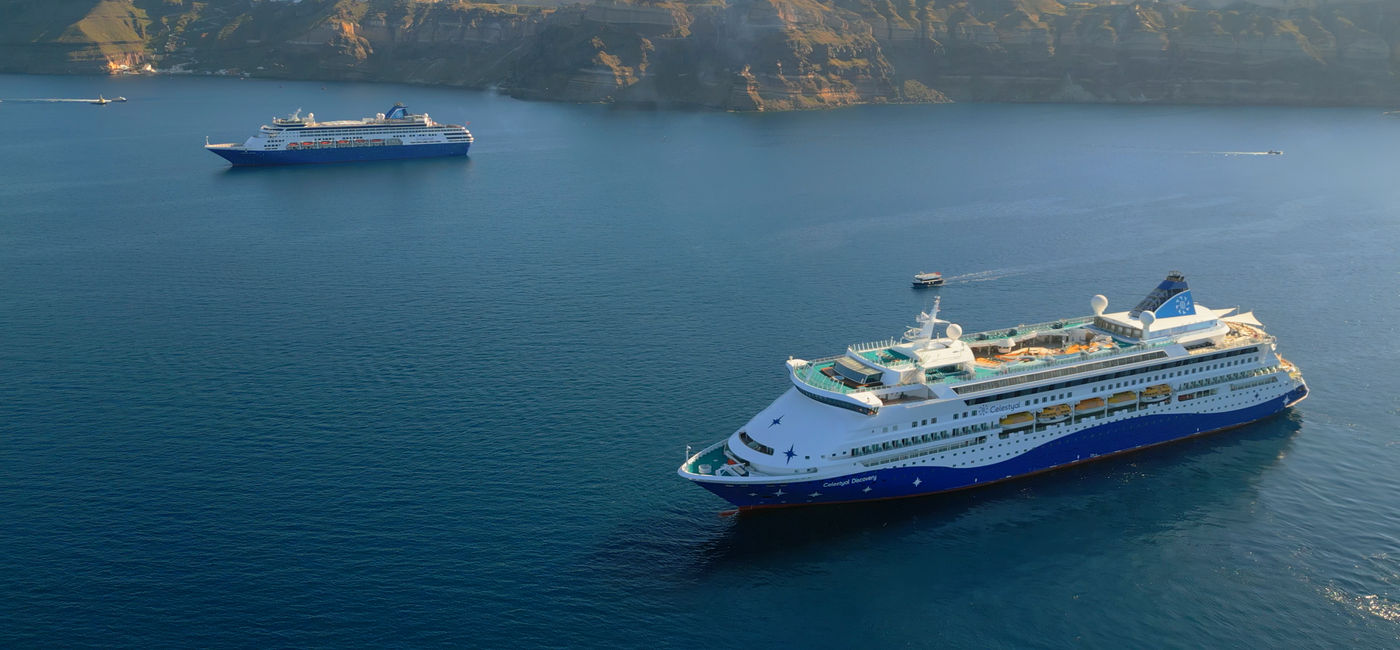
[[959, 315, 1096, 342]]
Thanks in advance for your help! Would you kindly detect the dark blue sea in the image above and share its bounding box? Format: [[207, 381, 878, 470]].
[[2, 74, 1398, 647]]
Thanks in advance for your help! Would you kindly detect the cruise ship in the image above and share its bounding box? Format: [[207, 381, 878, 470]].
[[205, 103, 472, 166], [679, 273, 1308, 511]]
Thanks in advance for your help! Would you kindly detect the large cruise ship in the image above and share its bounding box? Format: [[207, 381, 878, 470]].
[[679, 273, 1308, 511], [205, 103, 472, 166]]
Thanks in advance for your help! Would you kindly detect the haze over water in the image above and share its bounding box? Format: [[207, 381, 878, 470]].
[[1, 74, 1397, 647]]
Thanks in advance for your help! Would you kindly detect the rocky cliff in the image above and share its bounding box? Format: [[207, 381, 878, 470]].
[[4, 0, 1398, 110]]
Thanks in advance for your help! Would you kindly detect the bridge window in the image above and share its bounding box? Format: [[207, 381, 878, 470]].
[[738, 431, 773, 455]]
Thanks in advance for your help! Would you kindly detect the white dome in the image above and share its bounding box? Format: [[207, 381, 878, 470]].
[[1091, 294, 1108, 316]]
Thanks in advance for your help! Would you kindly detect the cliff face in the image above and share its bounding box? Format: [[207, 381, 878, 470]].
[[4, 0, 1399, 110]]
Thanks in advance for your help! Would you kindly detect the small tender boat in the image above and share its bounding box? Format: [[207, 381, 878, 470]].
[[999, 411, 1034, 431], [1141, 384, 1172, 404], [1036, 404, 1072, 425], [912, 271, 945, 287], [1075, 397, 1106, 416], [1266, 150, 1282, 155], [1108, 391, 1139, 412]]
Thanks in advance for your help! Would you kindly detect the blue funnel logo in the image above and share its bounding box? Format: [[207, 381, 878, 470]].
[[1129, 272, 1196, 319]]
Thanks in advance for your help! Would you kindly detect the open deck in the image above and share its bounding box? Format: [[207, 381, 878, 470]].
[[681, 441, 730, 476], [791, 316, 1272, 397]]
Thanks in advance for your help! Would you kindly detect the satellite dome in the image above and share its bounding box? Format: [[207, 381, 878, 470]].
[[1091, 294, 1108, 316]]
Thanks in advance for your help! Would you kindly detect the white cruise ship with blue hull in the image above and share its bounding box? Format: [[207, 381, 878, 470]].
[[205, 103, 471, 166], [679, 273, 1308, 511]]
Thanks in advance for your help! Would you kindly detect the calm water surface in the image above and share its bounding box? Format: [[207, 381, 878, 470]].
[[1, 74, 1398, 647]]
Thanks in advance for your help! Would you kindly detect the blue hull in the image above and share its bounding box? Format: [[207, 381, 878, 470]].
[[700, 385, 1308, 510], [207, 142, 470, 166]]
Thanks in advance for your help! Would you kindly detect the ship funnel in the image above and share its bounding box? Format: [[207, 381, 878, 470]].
[[1130, 271, 1195, 318]]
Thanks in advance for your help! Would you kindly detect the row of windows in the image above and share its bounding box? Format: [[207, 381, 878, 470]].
[[860, 436, 988, 467], [954, 350, 1170, 396], [795, 384, 877, 415], [1178, 388, 1219, 401], [964, 346, 1258, 407], [1095, 319, 1142, 339], [282, 125, 441, 131], [853, 422, 995, 458], [1090, 357, 1252, 393], [1231, 375, 1279, 391], [1181, 366, 1273, 391], [738, 431, 773, 456]]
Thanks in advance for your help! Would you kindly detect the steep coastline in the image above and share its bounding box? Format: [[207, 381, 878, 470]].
[[3, 0, 1397, 110]]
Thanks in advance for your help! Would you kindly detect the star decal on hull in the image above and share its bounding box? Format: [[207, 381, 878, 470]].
[[769, 415, 784, 427], [784, 445, 797, 464], [913, 477, 923, 487]]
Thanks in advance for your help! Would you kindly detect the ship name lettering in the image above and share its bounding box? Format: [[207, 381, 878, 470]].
[[823, 475, 877, 488], [981, 404, 1023, 416]]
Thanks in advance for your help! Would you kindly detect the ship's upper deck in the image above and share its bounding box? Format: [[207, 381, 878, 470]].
[[786, 273, 1273, 412], [263, 104, 461, 131]]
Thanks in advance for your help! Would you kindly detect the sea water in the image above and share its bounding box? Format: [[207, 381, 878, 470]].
[[1, 74, 1397, 647]]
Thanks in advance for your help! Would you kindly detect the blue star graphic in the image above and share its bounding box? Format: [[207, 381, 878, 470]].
[[784, 445, 797, 464], [769, 415, 784, 427]]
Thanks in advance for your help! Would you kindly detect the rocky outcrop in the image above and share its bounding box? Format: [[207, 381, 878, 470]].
[[4, 0, 1400, 110]]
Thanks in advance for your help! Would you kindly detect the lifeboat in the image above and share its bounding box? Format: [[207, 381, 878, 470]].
[[1141, 384, 1172, 404], [1108, 392, 1142, 411], [1036, 404, 1071, 424], [1075, 397, 1106, 414], [999, 411, 1034, 430], [337, 140, 349, 144]]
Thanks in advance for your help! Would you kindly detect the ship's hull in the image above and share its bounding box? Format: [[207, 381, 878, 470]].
[[693, 384, 1307, 511], [206, 142, 470, 166]]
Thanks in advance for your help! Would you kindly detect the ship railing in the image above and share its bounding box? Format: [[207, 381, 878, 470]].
[[849, 338, 902, 354], [958, 315, 1096, 342]]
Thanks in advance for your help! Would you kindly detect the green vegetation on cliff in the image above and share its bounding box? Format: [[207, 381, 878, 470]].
[[4, 0, 1398, 110]]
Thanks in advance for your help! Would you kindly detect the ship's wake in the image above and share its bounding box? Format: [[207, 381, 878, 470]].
[[939, 268, 1025, 284]]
